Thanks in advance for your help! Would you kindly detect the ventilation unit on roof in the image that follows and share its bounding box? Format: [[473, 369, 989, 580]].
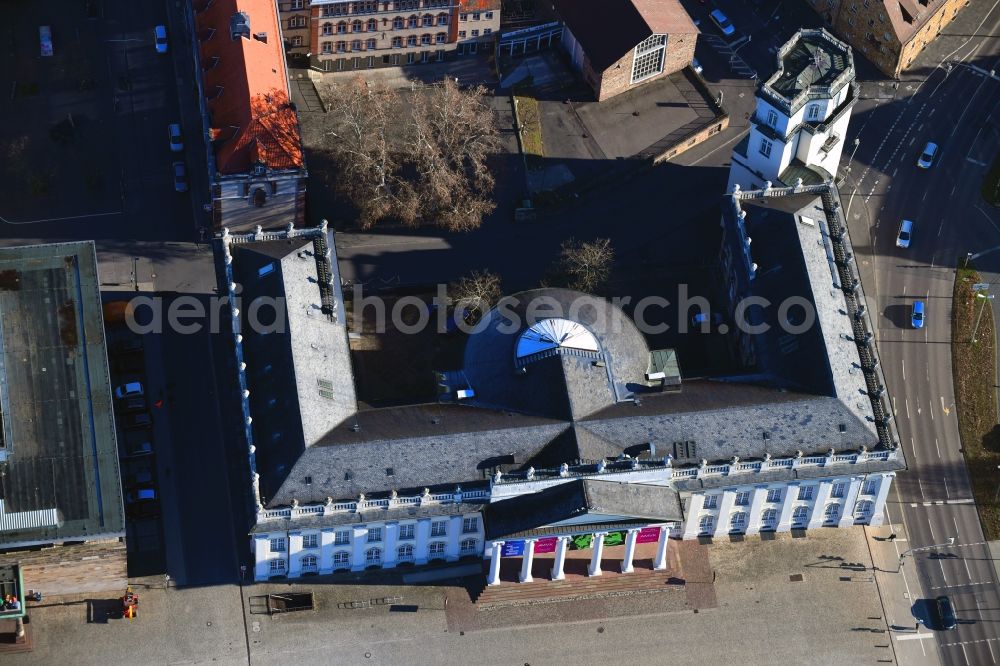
[[253, 32, 268, 43], [673, 441, 696, 460], [231, 11, 251, 40]]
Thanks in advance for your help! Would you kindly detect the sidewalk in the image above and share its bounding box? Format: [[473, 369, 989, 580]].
[[867, 523, 943, 665]]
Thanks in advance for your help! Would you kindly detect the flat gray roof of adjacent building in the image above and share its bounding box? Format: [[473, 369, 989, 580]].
[[0, 241, 124, 547]]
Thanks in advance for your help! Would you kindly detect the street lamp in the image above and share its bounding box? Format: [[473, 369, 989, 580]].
[[972, 290, 994, 343], [898, 537, 956, 570]]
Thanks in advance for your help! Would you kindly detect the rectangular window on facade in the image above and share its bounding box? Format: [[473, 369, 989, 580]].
[[735, 491, 750, 506], [270, 538, 286, 553], [703, 494, 718, 509], [766, 488, 782, 503], [831, 482, 846, 498], [759, 137, 773, 158], [334, 530, 350, 545], [462, 517, 478, 533], [431, 521, 447, 537], [459, 12, 468, 21], [472, 12, 480, 20], [458, 30, 466, 38], [429, 542, 446, 555], [367, 527, 382, 542], [398, 524, 415, 540], [292, 36, 303, 46], [807, 105, 820, 121], [798, 485, 814, 501], [862, 479, 878, 495], [471, 29, 479, 37], [766, 109, 778, 127], [302, 533, 318, 549], [269, 559, 286, 573], [484, 28, 492, 35], [485, 11, 493, 19]]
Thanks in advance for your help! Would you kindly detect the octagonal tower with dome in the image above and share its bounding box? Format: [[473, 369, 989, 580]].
[[727, 28, 857, 193]]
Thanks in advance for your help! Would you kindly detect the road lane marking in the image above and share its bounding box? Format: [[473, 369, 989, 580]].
[[967, 157, 989, 166], [944, 476, 950, 498], [897, 632, 935, 641], [939, 560, 948, 584], [963, 643, 971, 665], [964, 556, 972, 580], [902, 359, 906, 380], [931, 580, 993, 590], [911, 499, 976, 506], [989, 636, 997, 664], [905, 399, 910, 419], [935, 438, 941, 458], [942, 637, 1000, 648], [941, 396, 950, 415]]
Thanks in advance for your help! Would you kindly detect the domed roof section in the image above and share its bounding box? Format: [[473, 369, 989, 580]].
[[459, 288, 652, 421], [516, 318, 600, 360]]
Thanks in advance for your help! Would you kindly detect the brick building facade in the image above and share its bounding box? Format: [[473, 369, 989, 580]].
[[553, 0, 698, 102], [806, 0, 966, 78], [277, 0, 501, 72]]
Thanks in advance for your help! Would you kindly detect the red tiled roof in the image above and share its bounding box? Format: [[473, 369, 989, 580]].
[[195, 0, 304, 174]]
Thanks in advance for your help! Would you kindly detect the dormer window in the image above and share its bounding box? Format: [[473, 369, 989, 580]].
[[253, 163, 266, 176], [231, 11, 251, 40]]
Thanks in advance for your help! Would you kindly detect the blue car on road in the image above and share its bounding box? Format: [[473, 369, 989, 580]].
[[911, 300, 925, 329]]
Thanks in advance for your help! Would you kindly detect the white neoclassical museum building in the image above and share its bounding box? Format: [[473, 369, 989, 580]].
[[219, 112, 904, 587]]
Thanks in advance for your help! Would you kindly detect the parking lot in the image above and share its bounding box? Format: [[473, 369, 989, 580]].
[[0, 0, 204, 242]]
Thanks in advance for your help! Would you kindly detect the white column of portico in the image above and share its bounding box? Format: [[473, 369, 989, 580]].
[[519, 539, 536, 583], [319, 529, 336, 574], [620, 529, 639, 573], [351, 526, 368, 571], [653, 525, 669, 570], [682, 494, 706, 539], [744, 486, 769, 535], [487, 541, 504, 586], [288, 531, 304, 577], [415, 518, 431, 564], [551, 536, 569, 580], [446, 515, 463, 561], [383, 522, 398, 568], [776, 484, 798, 532], [712, 489, 737, 538], [807, 481, 833, 529], [867, 473, 895, 526], [253, 535, 270, 581], [588, 533, 606, 577], [838, 477, 864, 528]]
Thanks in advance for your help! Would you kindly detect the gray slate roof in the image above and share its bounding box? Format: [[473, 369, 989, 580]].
[[485, 479, 683, 539]]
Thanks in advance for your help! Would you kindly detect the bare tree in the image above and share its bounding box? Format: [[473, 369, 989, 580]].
[[448, 269, 502, 323], [406, 78, 501, 231], [314, 77, 501, 231], [317, 77, 411, 228], [548, 238, 615, 293]]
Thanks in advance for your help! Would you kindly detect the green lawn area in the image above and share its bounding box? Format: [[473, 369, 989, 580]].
[[984, 151, 1000, 206], [513, 93, 544, 169], [952, 263, 1000, 539]]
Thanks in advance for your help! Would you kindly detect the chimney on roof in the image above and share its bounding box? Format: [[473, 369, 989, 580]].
[[254, 32, 268, 44]]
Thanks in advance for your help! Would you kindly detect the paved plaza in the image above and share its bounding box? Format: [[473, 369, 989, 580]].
[[8, 528, 897, 666]]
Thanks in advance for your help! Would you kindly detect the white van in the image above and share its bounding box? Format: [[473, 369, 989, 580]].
[[896, 219, 913, 248]]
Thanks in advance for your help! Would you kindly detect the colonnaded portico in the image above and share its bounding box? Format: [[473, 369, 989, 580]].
[[485, 524, 674, 586]]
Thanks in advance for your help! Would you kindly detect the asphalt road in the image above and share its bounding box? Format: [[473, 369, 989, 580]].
[[836, 2, 1000, 664]]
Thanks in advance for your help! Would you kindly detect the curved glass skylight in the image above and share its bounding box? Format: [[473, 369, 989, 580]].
[[515, 319, 600, 359]]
